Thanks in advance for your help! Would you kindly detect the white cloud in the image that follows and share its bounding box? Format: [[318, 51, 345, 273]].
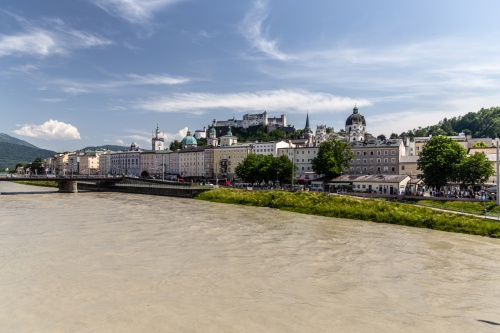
[[38, 98, 65, 103], [163, 127, 188, 143], [14, 120, 81, 140], [240, 0, 292, 61], [115, 139, 125, 145], [0, 31, 60, 57], [125, 73, 190, 85], [91, 0, 183, 24], [136, 89, 370, 114], [54, 73, 189, 95], [0, 19, 112, 58]]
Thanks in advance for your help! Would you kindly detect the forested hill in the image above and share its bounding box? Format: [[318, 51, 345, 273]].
[[404, 107, 500, 138], [0, 133, 39, 148], [0, 142, 56, 170]]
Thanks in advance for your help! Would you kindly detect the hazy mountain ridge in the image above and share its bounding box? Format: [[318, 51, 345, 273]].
[[0, 141, 56, 169], [0, 133, 39, 148]]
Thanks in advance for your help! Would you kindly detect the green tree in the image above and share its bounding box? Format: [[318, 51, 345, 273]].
[[472, 141, 489, 148], [377, 134, 386, 141], [312, 137, 355, 178], [457, 152, 494, 189], [236, 154, 296, 184], [389, 133, 399, 139], [235, 154, 264, 183], [169, 140, 182, 151], [31, 158, 44, 175], [417, 136, 467, 189], [272, 154, 294, 183]]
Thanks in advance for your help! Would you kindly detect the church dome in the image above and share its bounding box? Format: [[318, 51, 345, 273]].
[[181, 135, 197, 145], [345, 106, 366, 126], [181, 129, 198, 146]]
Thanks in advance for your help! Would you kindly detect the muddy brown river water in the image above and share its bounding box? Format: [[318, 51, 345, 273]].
[[1, 182, 499, 332]]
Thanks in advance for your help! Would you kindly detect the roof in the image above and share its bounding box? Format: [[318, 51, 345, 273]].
[[399, 155, 419, 163], [351, 139, 402, 148], [181, 135, 198, 145], [345, 106, 366, 126], [314, 174, 410, 184]]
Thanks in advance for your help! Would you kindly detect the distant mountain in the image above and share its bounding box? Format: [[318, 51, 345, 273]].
[[81, 145, 129, 151], [0, 141, 56, 170], [0, 133, 39, 149]]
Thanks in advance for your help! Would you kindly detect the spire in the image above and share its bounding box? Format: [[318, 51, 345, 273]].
[[353, 104, 358, 114], [304, 111, 311, 132], [156, 123, 160, 133]]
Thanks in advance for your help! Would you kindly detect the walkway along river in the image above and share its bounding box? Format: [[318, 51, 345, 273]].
[[1, 181, 500, 332]]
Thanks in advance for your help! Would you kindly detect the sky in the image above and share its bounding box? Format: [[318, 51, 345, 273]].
[[1, 0, 500, 152]]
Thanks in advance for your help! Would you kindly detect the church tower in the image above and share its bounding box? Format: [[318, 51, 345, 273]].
[[300, 112, 315, 147], [207, 126, 219, 147], [345, 106, 366, 142], [152, 123, 165, 151]]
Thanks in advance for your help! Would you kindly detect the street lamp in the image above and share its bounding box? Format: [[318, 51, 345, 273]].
[[496, 138, 499, 205]]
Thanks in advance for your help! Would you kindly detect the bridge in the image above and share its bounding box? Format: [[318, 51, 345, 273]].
[[0, 175, 213, 197]]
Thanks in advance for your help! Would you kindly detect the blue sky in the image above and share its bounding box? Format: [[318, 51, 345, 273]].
[[1, 0, 500, 152]]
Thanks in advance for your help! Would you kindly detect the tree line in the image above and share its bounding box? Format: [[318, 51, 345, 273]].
[[235, 136, 494, 191], [402, 106, 500, 139]]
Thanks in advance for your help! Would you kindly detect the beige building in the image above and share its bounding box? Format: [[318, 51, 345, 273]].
[[399, 155, 420, 177], [213, 144, 253, 181], [350, 139, 405, 175], [412, 135, 468, 155], [78, 151, 100, 175], [179, 147, 205, 178]]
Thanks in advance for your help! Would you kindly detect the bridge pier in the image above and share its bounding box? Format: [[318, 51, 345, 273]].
[[59, 180, 78, 193]]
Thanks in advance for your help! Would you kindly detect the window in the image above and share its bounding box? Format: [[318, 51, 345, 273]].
[[391, 167, 395, 172], [363, 159, 367, 164], [383, 166, 389, 171], [391, 150, 396, 155], [357, 152, 361, 156], [384, 150, 388, 155], [370, 151, 374, 155], [391, 158, 396, 163], [377, 158, 381, 163], [384, 158, 388, 163], [401, 165, 405, 170]]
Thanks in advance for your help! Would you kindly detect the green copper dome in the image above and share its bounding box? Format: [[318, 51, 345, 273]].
[[181, 129, 198, 146]]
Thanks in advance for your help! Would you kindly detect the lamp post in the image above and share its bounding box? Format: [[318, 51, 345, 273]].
[[276, 171, 279, 185], [497, 139, 499, 206]]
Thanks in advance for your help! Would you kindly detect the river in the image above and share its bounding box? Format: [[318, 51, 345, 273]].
[[1, 182, 499, 332]]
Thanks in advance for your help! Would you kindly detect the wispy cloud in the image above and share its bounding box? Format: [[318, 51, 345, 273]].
[[0, 17, 112, 58], [135, 89, 370, 114], [38, 98, 65, 103], [240, 0, 292, 61], [91, 0, 183, 24], [53, 73, 190, 95], [14, 120, 81, 140]]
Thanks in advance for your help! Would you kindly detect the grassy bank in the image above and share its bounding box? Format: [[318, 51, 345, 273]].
[[13, 180, 58, 188], [195, 189, 500, 238], [410, 199, 500, 217]]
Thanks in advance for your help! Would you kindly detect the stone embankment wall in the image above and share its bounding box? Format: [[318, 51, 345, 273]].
[[77, 182, 209, 198]]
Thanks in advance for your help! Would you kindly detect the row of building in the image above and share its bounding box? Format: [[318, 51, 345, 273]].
[[42, 108, 499, 186]]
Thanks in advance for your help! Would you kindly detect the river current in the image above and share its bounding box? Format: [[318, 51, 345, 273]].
[[1, 182, 499, 332]]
